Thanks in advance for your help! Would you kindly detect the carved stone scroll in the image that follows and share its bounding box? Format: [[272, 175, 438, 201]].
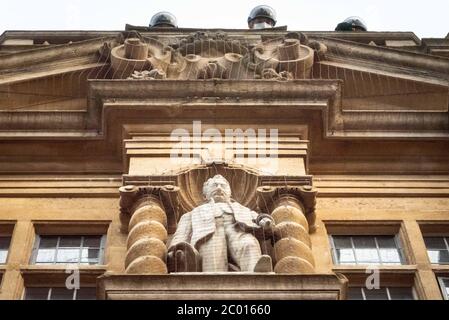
[[253, 37, 315, 79], [108, 31, 322, 80], [111, 37, 171, 79]]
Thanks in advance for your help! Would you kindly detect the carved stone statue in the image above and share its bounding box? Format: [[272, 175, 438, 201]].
[[168, 175, 275, 273]]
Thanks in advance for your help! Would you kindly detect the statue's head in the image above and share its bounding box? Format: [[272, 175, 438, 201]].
[[203, 175, 231, 203]]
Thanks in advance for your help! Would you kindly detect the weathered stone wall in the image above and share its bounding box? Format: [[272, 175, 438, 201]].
[[1, 175, 448, 299]]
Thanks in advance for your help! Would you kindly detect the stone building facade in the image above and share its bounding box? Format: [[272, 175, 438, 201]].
[[0, 25, 449, 300]]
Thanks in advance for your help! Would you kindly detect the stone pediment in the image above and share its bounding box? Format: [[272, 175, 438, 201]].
[[0, 29, 448, 175], [1, 30, 448, 83]]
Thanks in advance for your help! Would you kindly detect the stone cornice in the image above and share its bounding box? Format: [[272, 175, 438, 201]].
[[0, 79, 448, 140], [314, 36, 449, 81], [1, 174, 449, 197], [0, 30, 428, 51], [0, 36, 117, 71]]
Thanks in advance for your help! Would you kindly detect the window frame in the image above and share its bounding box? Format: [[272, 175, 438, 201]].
[[23, 286, 97, 300], [329, 235, 406, 266], [423, 236, 449, 265], [0, 236, 12, 265], [30, 235, 106, 265], [348, 286, 417, 300], [437, 277, 449, 300]]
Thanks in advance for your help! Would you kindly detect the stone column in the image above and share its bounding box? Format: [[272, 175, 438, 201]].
[[124, 197, 168, 274], [271, 195, 315, 274], [257, 186, 317, 274], [119, 185, 169, 274]]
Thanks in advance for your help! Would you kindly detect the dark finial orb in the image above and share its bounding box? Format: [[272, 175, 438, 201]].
[[149, 11, 178, 28], [335, 16, 368, 32], [247, 5, 277, 29]]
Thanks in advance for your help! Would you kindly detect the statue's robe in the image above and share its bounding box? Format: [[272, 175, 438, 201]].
[[170, 201, 260, 250]]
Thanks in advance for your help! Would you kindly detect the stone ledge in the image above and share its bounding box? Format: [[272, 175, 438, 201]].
[[97, 273, 348, 300]]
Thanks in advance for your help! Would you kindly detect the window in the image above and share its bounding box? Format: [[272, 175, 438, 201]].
[[330, 235, 404, 265], [348, 287, 415, 300], [31, 235, 105, 265], [0, 237, 11, 264], [424, 237, 449, 264], [438, 277, 449, 300], [24, 287, 96, 300]]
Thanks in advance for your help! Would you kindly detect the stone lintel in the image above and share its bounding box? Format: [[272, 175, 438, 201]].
[[97, 273, 348, 300]]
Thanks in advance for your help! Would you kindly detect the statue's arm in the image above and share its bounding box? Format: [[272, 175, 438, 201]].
[[168, 211, 193, 250]]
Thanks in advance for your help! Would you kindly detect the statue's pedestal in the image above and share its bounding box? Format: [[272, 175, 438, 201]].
[[97, 273, 348, 300]]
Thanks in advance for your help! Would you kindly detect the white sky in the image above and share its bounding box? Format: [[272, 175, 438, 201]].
[[1, 0, 448, 39]]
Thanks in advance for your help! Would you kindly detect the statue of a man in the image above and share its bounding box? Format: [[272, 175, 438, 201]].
[[168, 175, 274, 272]]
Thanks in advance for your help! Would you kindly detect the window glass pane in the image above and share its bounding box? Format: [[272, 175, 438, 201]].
[[81, 248, 100, 264], [336, 248, 356, 264], [347, 288, 363, 300], [0, 251, 7, 264], [56, 248, 80, 263], [442, 279, 449, 299], [0, 237, 10, 249], [428, 250, 449, 264], [353, 236, 377, 249], [76, 288, 97, 300], [50, 288, 75, 300], [363, 288, 389, 300], [377, 236, 396, 249], [35, 248, 56, 263], [333, 236, 352, 249], [24, 288, 49, 300], [83, 236, 102, 248], [59, 236, 81, 248], [39, 236, 58, 248], [376, 236, 402, 264], [353, 236, 380, 263], [388, 287, 415, 300], [0, 237, 10, 264], [35, 235, 104, 265], [424, 237, 447, 250], [379, 248, 401, 264]]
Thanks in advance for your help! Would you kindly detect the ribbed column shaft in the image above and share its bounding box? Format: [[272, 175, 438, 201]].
[[125, 197, 168, 274], [271, 195, 315, 274]]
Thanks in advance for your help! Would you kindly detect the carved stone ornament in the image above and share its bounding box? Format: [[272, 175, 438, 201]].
[[108, 31, 325, 80], [118, 163, 317, 275]]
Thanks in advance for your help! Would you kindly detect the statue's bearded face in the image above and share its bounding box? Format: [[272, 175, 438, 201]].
[[203, 175, 231, 203]]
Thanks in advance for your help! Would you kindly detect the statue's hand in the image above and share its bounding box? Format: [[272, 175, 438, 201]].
[[167, 241, 201, 273], [259, 217, 273, 230], [255, 214, 275, 235], [168, 241, 197, 256]]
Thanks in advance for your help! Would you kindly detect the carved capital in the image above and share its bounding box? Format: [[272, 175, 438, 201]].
[[256, 185, 317, 231]]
